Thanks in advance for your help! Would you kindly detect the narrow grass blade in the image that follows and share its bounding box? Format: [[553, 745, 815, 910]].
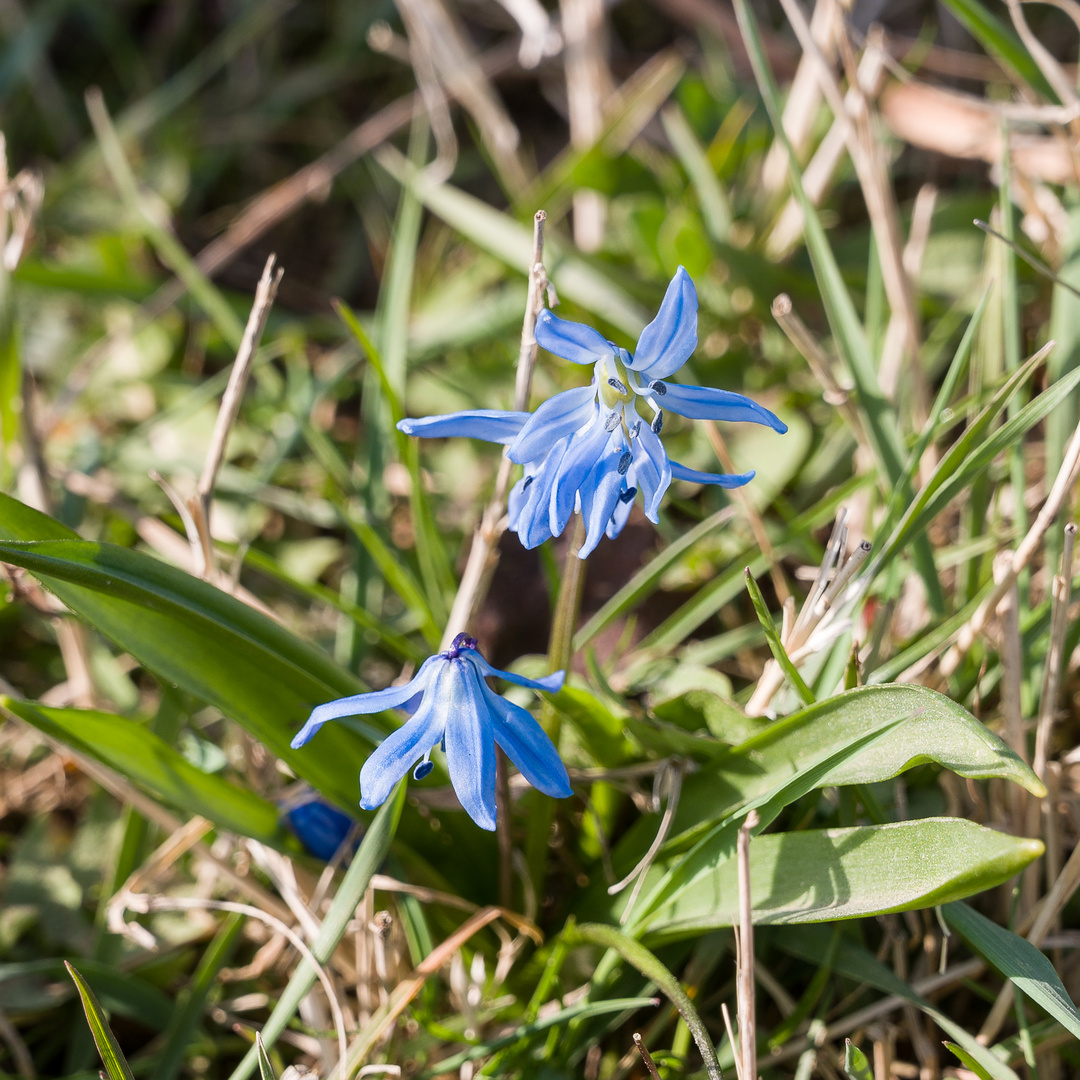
[[65, 962, 137, 1080], [844, 1040, 873, 1080], [226, 781, 406, 1080], [731, 0, 944, 612], [567, 923, 721, 1080], [744, 567, 814, 705], [944, 1043, 994, 1080], [944, 901, 1080, 1040], [255, 1034, 277, 1080]]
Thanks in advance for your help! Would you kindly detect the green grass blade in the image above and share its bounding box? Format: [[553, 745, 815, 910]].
[[945, 901, 1080, 1040], [660, 103, 732, 241], [65, 962, 137, 1080], [567, 923, 721, 1080], [938, 0, 1058, 100], [156, 913, 246, 1080], [255, 1034, 277, 1080], [744, 567, 814, 705], [731, 0, 945, 613], [226, 781, 406, 1080]]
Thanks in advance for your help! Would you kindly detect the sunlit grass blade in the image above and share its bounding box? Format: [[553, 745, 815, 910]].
[[944, 901, 1080, 1040], [65, 962, 137, 1080], [567, 923, 721, 1080], [844, 1039, 873, 1080], [731, 0, 945, 613], [744, 567, 814, 705], [227, 781, 406, 1080]]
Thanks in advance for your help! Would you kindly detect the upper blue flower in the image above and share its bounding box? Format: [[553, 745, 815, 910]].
[[398, 268, 787, 558], [291, 634, 571, 831]]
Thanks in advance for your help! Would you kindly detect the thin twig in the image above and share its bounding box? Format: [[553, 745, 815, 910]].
[[722, 1001, 743, 1080], [193, 253, 283, 579], [438, 210, 548, 650], [737, 810, 759, 1080], [633, 1033, 663, 1080], [941, 376, 1077, 677]]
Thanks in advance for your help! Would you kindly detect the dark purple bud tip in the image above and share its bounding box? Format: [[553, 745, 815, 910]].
[[446, 632, 479, 659], [413, 760, 434, 781]]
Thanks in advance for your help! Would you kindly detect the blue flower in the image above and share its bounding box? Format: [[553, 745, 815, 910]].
[[291, 633, 571, 831], [398, 267, 787, 558]]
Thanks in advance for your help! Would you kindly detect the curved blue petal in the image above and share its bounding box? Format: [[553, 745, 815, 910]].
[[628, 267, 698, 380], [507, 384, 596, 465], [481, 684, 572, 798], [535, 308, 615, 366], [514, 437, 569, 549], [549, 417, 612, 538], [670, 461, 756, 488], [633, 422, 672, 522], [577, 446, 626, 559], [656, 384, 787, 432], [291, 657, 440, 748], [466, 650, 566, 693], [443, 665, 498, 830], [397, 410, 530, 444], [359, 667, 449, 810], [507, 470, 534, 532]]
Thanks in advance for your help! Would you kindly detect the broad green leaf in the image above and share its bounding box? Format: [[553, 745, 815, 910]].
[[944, 901, 1080, 1040], [844, 1040, 873, 1080], [227, 781, 405, 1080], [938, 0, 1058, 101], [776, 927, 1020, 1080], [0, 495, 370, 810], [628, 819, 1041, 939], [609, 684, 1044, 876], [3, 698, 287, 846], [65, 962, 137, 1080]]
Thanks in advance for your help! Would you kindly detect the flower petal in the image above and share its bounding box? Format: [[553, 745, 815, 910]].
[[291, 657, 440, 748], [467, 650, 566, 693], [633, 421, 672, 522], [577, 448, 626, 559], [535, 308, 615, 366], [443, 665, 498, 830], [670, 461, 756, 488], [482, 686, 572, 798], [358, 668, 448, 810], [628, 266, 698, 380], [549, 417, 612, 538], [507, 384, 596, 465], [397, 410, 530, 444], [655, 383, 787, 432], [514, 437, 569, 548]]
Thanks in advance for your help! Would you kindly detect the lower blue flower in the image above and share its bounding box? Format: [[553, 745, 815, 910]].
[[285, 796, 359, 861], [291, 634, 571, 831]]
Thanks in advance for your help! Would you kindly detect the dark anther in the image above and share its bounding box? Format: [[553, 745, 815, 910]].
[[650, 380, 667, 395], [651, 410, 664, 434], [608, 376, 628, 394], [619, 486, 637, 504], [413, 760, 434, 780], [618, 451, 632, 475], [629, 420, 641, 439], [521, 476, 534, 491], [604, 412, 621, 432], [446, 631, 478, 659]]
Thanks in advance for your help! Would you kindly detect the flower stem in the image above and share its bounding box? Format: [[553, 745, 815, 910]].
[[526, 512, 588, 897]]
